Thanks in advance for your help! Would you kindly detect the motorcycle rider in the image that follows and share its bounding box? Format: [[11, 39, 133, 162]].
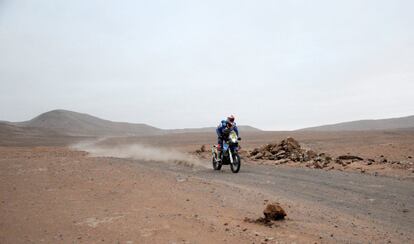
[[216, 115, 240, 161]]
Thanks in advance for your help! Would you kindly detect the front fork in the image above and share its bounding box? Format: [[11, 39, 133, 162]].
[[211, 146, 216, 159], [212, 145, 220, 161]]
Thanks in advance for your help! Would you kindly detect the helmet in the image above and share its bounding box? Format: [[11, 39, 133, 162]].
[[227, 115, 235, 123]]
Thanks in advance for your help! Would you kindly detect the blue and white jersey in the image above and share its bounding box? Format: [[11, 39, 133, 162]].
[[216, 119, 239, 137]]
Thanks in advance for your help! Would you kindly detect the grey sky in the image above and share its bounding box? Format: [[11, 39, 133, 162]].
[[0, 0, 413, 130]]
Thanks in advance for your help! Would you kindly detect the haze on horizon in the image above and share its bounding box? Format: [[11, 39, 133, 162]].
[[0, 0, 413, 130]]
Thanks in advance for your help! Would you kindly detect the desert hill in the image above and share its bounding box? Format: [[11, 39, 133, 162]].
[[299, 115, 414, 131], [168, 125, 261, 134], [0, 122, 88, 146], [4, 110, 260, 137], [13, 110, 163, 136]]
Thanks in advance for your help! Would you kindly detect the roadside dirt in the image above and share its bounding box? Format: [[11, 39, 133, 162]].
[[1, 129, 414, 243], [0, 147, 315, 243]]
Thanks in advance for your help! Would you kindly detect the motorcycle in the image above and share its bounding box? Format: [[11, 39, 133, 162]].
[[211, 129, 241, 173]]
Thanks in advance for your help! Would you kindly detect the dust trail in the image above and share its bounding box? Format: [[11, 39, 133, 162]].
[[71, 139, 208, 169]]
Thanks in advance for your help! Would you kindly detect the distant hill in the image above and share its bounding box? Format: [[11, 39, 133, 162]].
[[13, 110, 163, 136], [0, 122, 88, 146], [299, 115, 414, 131], [0, 122, 57, 137], [168, 125, 261, 134], [4, 109, 261, 137]]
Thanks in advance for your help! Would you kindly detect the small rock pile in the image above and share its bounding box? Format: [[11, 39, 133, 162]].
[[249, 137, 332, 166], [245, 138, 414, 174]]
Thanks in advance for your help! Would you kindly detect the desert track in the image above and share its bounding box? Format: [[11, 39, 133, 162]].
[[138, 158, 414, 242]]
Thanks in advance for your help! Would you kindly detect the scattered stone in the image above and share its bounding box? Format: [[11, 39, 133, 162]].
[[176, 176, 187, 183], [273, 159, 289, 165], [337, 155, 363, 161], [245, 202, 287, 227], [195, 145, 206, 153], [313, 161, 323, 169]]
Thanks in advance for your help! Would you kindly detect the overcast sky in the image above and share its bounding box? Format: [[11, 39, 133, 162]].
[[0, 0, 413, 130]]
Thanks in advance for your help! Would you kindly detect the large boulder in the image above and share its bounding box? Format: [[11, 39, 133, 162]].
[[263, 202, 287, 220]]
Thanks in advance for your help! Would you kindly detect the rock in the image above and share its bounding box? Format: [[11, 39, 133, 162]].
[[274, 159, 289, 165], [199, 145, 206, 152], [306, 150, 317, 160], [263, 202, 286, 221], [313, 161, 323, 169], [268, 155, 278, 160], [270, 145, 281, 154], [337, 155, 364, 161], [284, 137, 301, 150], [275, 150, 286, 157], [255, 152, 264, 160], [250, 148, 260, 156]]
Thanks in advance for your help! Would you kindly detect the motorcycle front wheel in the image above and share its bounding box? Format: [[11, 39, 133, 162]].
[[230, 154, 241, 173]]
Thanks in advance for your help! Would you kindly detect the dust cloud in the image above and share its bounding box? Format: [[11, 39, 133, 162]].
[[71, 140, 207, 168]]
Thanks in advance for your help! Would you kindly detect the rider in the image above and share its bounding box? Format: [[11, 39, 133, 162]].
[[216, 115, 239, 160]]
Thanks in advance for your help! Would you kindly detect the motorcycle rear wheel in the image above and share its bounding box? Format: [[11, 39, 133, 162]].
[[230, 154, 241, 173]]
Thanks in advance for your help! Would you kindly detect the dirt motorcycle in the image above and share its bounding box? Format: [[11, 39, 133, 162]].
[[211, 129, 241, 173]]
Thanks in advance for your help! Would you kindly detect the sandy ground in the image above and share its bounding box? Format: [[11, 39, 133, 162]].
[[1, 146, 413, 243], [1, 130, 413, 243], [0, 147, 315, 244]]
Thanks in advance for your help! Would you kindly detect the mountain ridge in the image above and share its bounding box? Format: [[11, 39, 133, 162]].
[[298, 115, 414, 131], [4, 109, 262, 136], [12, 109, 163, 136]]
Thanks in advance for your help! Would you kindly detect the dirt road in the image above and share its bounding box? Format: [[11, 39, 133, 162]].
[[139, 158, 414, 243]]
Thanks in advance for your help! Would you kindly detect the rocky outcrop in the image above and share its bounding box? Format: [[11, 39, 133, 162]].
[[248, 137, 332, 166]]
